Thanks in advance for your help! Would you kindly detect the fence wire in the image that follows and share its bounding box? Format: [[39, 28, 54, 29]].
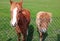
[[0, 17, 60, 41]]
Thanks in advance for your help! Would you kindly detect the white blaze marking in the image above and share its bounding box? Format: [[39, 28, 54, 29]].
[[11, 7, 18, 26]]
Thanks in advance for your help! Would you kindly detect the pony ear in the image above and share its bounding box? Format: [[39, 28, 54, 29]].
[[19, 0, 23, 6], [10, 0, 13, 4], [20, 0, 23, 3]]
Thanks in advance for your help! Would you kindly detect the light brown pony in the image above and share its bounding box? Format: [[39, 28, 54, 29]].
[[36, 11, 52, 41], [10, 0, 30, 41]]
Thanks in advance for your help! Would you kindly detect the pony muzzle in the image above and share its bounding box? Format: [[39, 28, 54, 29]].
[[10, 20, 17, 27], [40, 28, 47, 33]]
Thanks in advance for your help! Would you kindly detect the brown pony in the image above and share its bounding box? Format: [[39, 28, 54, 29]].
[[36, 11, 52, 41], [10, 0, 30, 41]]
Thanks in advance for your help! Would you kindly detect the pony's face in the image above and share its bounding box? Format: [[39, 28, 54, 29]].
[[10, 0, 22, 27], [40, 18, 50, 33]]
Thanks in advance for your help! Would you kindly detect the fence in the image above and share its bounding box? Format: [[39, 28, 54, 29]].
[[0, 17, 60, 41]]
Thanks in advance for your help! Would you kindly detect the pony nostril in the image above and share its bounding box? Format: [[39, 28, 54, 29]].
[[12, 23, 16, 27], [10, 21, 16, 27], [10, 20, 17, 27]]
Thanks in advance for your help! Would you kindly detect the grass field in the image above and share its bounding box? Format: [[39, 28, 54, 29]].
[[0, 0, 60, 41]]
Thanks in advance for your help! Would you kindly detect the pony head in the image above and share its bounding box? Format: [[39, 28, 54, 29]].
[[10, 0, 23, 27]]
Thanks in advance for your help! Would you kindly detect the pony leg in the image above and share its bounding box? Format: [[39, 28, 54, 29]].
[[15, 27, 21, 41], [22, 31, 27, 41], [17, 33, 21, 41], [40, 32, 43, 41]]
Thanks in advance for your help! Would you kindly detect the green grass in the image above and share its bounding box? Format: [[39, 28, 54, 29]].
[[0, 0, 60, 41]]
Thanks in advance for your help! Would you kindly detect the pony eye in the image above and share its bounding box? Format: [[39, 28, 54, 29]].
[[18, 10, 21, 13]]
